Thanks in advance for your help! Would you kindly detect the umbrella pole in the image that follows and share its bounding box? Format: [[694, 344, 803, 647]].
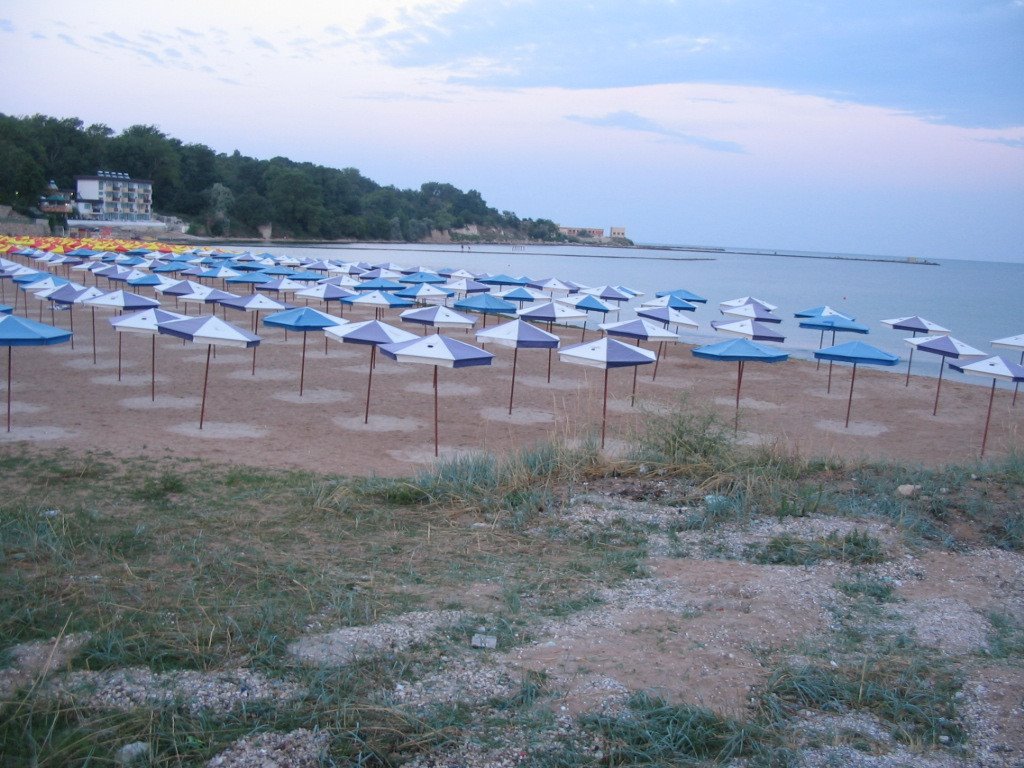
[[365, 346, 375, 424], [652, 341, 663, 380], [905, 335, 916, 386], [547, 347, 553, 383], [69, 307, 75, 350], [151, 334, 156, 402], [91, 307, 97, 365], [1014, 351, 1023, 407], [508, 347, 518, 415], [199, 344, 212, 430], [980, 379, 997, 457], [433, 365, 439, 457], [601, 367, 609, 449], [933, 358, 945, 416], [117, 333, 122, 382], [299, 331, 307, 395], [827, 360, 834, 394], [735, 360, 744, 435], [845, 363, 858, 428], [6, 347, 11, 433], [816, 330, 824, 370]]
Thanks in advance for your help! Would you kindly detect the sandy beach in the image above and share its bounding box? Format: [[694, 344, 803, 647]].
[[1, 294, 1020, 475]]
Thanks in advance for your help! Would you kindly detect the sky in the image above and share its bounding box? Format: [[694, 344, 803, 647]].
[[1, 0, 1022, 261]]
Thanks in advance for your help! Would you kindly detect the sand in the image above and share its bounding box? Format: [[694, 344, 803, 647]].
[[1, 296, 1021, 476]]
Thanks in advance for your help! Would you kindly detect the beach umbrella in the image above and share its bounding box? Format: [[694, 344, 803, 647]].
[[636, 306, 699, 332], [0, 314, 72, 431], [795, 305, 851, 319], [529, 277, 576, 297], [155, 279, 207, 308], [325, 320, 418, 423], [400, 305, 476, 334], [294, 283, 358, 314], [108, 307, 188, 397], [0, 305, 10, 315], [692, 338, 789, 433], [711, 319, 786, 343], [948, 356, 1024, 457], [558, 337, 656, 447], [799, 314, 870, 378], [479, 273, 529, 288], [476, 319, 560, 414], [557, 294, 615, 339], [394, 282, 454, 304], [720, 296, 777, 312], [379, 333, 494, 456], [218, 292, 294, 373], [814, 341, 900, 428], [721, 302, 782, 323], [599, 318, 679, 387], [495, 286, 548, 307], [156, 315, 261, 429], [581, 285, 633, 304], [400, 270, 446, 284], [656, 287, 707, 304], [882, 316, 951, 385], [83, 290, 161, 365], [44, 284, 105, 349], [517, 300, 587, 330], [906, 334, 986, 415], [225, 272, 272, 286], [342, 289, 414, 319], [255, 277, 306, 295], [640, 294, 699, 312], [991, 333, 1024, 406], [442, 277, 490, 298], [356, 276, 405, 292], [453, 293, 517, 327], [263, 307, 347, 395]]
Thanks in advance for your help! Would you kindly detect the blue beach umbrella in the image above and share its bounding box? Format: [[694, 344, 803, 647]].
[[157, 315, 261, 429], [394, 283, 454, 304], [558, 337, 656, 447], [476, 318, 560, 413], [516, 301, 587, 332], [0, 314, 73, 431], [655, 287, 707, 304], [294, 283, 358, 312], [721, 302, 782, 323], [325, 320, 418, 423], [558, 294, 615, 339], [814, 341, 900, 428], [380, 333, 494, 456], [799, 314, 870, 374], [356, 276, 405, 292], [906, 334, 986, 415], [84, 290, 161, 365], [636, 306, 699, 332], [692, 338, 789, 433], [453, 293, 518, 327], [640, 294, 699, 312], [343, 289, 414, 319], [108, 307, 189, 396], [948, 355, 1024, 457], [218, 292, 294, 373], [795, 305, 851, 319], [263, 307, 347, 395], [400, 270, 447, 284], [479, 273, 529, 288]]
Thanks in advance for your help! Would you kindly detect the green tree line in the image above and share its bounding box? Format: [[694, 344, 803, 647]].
[[0, 113, 564, 242]]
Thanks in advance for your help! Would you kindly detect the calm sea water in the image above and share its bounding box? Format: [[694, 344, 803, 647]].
[[246, 242, 1023, 376]]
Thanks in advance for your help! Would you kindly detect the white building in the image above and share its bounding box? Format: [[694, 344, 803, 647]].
[[74, 171, 153, 222]]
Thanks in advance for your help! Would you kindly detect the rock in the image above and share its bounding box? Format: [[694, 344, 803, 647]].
[[471, 633, 498, 649], [896, 484, 921, 498], [114, 741, 150, 766]]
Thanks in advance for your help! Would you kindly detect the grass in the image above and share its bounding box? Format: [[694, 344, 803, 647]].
[[0, 403, 1021, 765], [746, 530, 887, 566]]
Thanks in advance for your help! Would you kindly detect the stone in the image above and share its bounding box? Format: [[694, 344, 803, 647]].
[[471, 633, 498, 649], [896, 484, 921, 498], [114, 741, 150, 766]]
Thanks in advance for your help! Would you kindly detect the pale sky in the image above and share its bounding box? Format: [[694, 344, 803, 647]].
[[2, 1, 1022, 260]]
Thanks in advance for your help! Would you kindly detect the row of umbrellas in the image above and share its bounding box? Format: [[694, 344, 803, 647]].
[[2, 247, 1022, 457]]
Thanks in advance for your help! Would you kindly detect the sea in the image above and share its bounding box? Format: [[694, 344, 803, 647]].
[[236, 241, 1023, 378]]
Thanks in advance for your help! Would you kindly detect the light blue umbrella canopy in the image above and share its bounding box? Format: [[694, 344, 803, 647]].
[[157, 315, 261, 429], [479, 273, 529, 287], [453, 293, 518, 325], [325, 319, 418, 423], [263, 307, 347, 395], [558, 337, 656, 447], [477, 318, 560, 412], [814, 341, 900, 428], [0, 305, 11, 315], [380, 333, 494, 456], [692, 338, 788, 432], [655, 287, 707, 303], [799, 315, 870, 373], [400, 270, 447, 284], [356, 276, 405, 292], [0, 314, 73, 431], [394, 283, 454, 303], [640, 294, 698, 312], [795, 305, 853, 319]]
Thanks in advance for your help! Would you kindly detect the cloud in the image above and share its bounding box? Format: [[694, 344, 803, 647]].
[[251, 36, 277, 52], [0, 19, 14, 33], [566, 110, 746, 154], [981, 137, 1024, 149]]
